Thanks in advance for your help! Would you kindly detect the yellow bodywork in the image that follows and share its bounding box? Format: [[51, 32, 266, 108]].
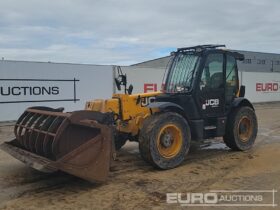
[[85, 92, 162, 136]]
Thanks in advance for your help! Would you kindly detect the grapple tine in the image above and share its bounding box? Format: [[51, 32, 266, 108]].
[[22, 113, 40, 150], [29, 114, 49, 153], [42, 116, 64, 158], [14, 110, 29, 136], [16, 112, 35, 146], [29, 115, 47, 153], [31, 116, 55, 154]]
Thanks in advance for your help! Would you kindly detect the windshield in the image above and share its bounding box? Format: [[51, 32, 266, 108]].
[[164, 53, 200, 93]]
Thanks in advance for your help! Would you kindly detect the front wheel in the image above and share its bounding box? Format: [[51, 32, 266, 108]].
[[223, 106, 258, 151], [114, 134, 128, 150], [139, 112, 191, 169]]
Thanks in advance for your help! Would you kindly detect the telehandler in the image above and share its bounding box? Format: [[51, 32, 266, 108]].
[[1, 45, 258, 182]]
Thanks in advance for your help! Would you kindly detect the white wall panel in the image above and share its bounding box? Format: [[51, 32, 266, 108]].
[[118, 67, 280, 103], [0, 61, 114, 121], [1, 60, 279, 122], [241, 72, 280, 103], [116, 66, 166, 94]]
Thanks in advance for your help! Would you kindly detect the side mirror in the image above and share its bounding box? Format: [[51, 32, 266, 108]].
[[114, 74, 127, 92], [115, 78, 121, 91], [239, 85, 245, 97], [127, 84, 133, 95]]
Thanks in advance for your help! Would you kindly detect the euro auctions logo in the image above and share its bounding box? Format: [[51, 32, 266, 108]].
[[0, 78, 79, 104], [256, 82, 279, 92], [166, 190, 277, 207], [167, 192, 218, 205]]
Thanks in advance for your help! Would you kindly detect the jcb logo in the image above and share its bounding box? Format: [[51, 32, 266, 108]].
[[141, 96, 156, 107], [203, 99, 219, 109]]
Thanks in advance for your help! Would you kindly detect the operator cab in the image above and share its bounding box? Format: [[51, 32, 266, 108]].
[[156, 45, 246, 140]]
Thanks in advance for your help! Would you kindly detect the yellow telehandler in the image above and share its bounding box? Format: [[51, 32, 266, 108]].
[[1, 45, 258, 182]]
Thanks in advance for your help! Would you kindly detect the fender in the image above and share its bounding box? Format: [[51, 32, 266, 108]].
[[231, 97, 254, 111], [148, 102, 186, 117], [147, 102, 204, 140]]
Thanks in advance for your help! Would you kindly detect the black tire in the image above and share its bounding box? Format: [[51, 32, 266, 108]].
[[139, 112, 191, 169], [223, 106, 258, 151], [114, 135, 127, 151]]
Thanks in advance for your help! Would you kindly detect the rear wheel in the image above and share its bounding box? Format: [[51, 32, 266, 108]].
[[223, 106, 258, 151], [139, 112, 191, 169]]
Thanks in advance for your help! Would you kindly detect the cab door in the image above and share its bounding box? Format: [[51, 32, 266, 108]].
[[225, 54, 239, 112], [197, 53, 225, 118]]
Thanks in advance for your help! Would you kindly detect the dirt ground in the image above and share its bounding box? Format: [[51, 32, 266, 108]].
[[0, 103, 279, 210]]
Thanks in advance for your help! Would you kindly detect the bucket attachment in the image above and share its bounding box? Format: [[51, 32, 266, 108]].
[[0, 106, 115, 183]]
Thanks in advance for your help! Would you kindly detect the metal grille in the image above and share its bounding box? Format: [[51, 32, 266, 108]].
[[14, 108, 69, 159]]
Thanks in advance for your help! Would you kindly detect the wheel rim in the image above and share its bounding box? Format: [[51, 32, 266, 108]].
[[238, 116, 253, 142], [156, 124, 183, 158]]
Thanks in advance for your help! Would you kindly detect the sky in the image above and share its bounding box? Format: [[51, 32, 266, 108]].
[[0, 0, 279, 65]]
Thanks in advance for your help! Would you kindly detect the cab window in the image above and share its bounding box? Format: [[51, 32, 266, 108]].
[[200, 53, 224, 90]]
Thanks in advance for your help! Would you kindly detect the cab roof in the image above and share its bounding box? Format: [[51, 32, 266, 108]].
[[175, 44, 244, 61]]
